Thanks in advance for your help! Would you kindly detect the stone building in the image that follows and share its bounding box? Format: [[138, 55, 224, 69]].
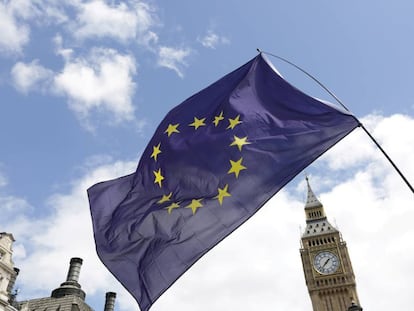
[[0, 233, 19, 311], [0, 233, 116, 311]]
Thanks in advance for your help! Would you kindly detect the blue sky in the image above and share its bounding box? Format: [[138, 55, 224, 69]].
[[1, 1, 413, 310]]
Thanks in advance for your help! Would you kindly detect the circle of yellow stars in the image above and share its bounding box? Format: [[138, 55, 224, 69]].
[[150, 111, 251, 215]]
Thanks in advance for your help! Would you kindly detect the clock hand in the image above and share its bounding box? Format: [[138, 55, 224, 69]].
[[322, 258, 331, 268]]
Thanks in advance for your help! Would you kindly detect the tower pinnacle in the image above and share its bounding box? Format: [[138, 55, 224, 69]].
[[304, 177, 327, 223], [305, 176, 323, 208]]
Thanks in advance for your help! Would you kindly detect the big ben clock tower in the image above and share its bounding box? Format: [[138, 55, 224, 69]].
[[300, 178, 362, 311]]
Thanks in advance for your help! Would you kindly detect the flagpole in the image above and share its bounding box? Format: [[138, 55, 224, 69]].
[[359, 124, 414, 194], [259, 49, 414, 195]]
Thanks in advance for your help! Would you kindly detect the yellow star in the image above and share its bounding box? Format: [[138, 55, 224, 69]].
[[158, 192, 172, 204], [186, 198, 203, 214], [227, 114, 242, 130], [230, 135, 251, 151], [153, 168, 164, 187], [228, 157, 247, 178], [189, 117, 206, 130], [166, 202, 180, 214], [213, 111, 224, 127], [165, 123, 180, 137], [150, 143, 162, 161], [215, 184, 231, 205]]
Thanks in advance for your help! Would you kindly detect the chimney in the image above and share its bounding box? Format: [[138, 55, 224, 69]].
[[51, 257, 86, 300], [104, 292, 116, 311], [65, 257, 83, 284]]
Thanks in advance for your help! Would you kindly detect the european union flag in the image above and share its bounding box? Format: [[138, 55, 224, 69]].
[[88, 54, 359, 311]]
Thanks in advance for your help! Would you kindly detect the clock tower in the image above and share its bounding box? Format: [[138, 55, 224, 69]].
[[300, 178, 361, 311]]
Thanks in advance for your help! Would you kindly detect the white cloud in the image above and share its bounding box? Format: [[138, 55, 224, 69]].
[[53, 48, 137, 126], [0, 170, 32, 226], [198, 30, 230, 49], [0, 193, 39, 250], [72, 0, 158, 46], [11, 60, 53, 93], [157, 46, 191, 78], [6, 0, 42, 20], [53, 34, 74, 61], [8, 0, 68, 24], [0, 0, 67, 56], [0, 170, 7, 188], [320, 113, 414, 177], [0, 2, 30, 55], [7, 40, 142, 129]]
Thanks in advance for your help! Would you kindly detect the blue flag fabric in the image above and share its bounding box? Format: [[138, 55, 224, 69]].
[[88, 54, 359, 311]]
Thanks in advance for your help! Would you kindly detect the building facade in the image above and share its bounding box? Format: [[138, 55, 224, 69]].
[[0, 232, 116, 311], [300, 178, 362, 311], [0, 233, 19, 311]]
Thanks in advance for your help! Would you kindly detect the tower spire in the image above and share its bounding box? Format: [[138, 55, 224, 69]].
[[304, 177, 327, 223], [305, 176, 323, 208]]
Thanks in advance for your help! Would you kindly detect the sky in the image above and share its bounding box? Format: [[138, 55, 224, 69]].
[[1, 1, 414, 310]]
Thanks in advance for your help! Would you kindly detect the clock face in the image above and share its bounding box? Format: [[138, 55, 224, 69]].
[[313, 251, 340, 275]]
